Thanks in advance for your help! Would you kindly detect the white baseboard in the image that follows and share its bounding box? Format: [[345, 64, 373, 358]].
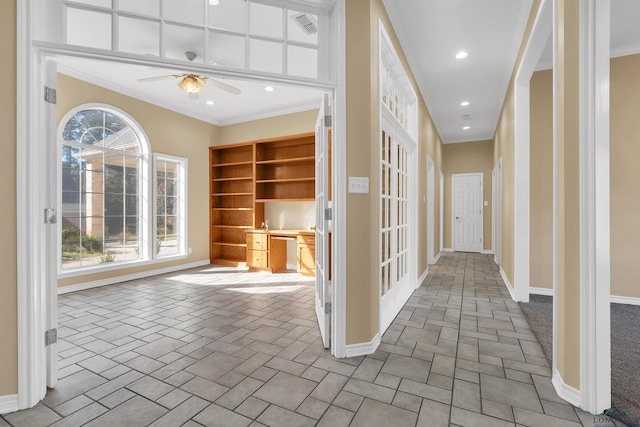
[[499, 267, 516, 301], [0, 394, 18, 415], [345, 333, 381, 358], [481, 249, 494, 255], [530, 287, 554, 296], [433, 252, 441, 264], [58, 259, 211, 295], [552, 369, 581, 407], [443, 248, 453, 252], [610, 295, 640, 306], [286, 263, 297, 271], [417, 268, 429, 288]]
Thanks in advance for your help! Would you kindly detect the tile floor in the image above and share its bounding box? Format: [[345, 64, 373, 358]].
[[1, 253, 615, 426]]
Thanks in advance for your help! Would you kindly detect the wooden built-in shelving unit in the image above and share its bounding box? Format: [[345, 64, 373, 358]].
[[209, 132, 315, 266]]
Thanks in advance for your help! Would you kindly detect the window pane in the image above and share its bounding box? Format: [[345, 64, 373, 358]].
[[250, 3, 282, 38], [288, 10, 318, 44], [163, 0, 204, 25], [66, 7, 112, 50], [287, 45, 317, 79], [118, 17, 160, 57], [208, 31, 245, 69], [165, 24, 204, 63], [118, 0, 159, 16], [249, 39, 282, 74], [208, 0, 245, 32], [67, 0, 111, 8]]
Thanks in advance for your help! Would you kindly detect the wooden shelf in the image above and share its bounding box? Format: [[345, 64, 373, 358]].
[[210, 132, 315, 266], [211, 176, 252, 182], [255, 156, 314, 165], [211, 160, 253, 168], [256, 198, 315, 203]]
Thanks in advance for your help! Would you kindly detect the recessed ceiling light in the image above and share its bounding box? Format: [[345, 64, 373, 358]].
[[460, 101, 470, 107], [456, 51, 468, 59], [206, 100, 215, 106], [209, 0, 220, 5], [463, 126, 470, 130], [265, 86, 275, 92]]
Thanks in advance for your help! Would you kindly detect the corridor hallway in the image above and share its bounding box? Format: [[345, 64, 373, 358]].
[[1, 253, 610, 426]]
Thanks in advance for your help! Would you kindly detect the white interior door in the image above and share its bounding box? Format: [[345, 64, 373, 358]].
[[452, 173, 483, 253], [45, 59, 59, 387], [315, 93, 331, 349]]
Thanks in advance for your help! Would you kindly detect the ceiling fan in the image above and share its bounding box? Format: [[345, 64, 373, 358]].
[[137, 52, 241, 99]]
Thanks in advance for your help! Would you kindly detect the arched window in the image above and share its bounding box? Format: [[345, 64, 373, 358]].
[[59, 105, 149, 271]]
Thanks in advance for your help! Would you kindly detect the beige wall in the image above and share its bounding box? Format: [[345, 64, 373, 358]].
[[608, 54, 640, 299], [57, 74, 214, 288], [442, 140, 493, 251], [0, 0, 18, 397], [530, 55, 640, 299], [344, 0, 443, 345], [530, 70, 553, 289]]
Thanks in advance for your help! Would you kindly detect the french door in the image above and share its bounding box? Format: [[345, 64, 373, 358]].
[[315, 93, 331, 348], [380, 112, 415, 334]]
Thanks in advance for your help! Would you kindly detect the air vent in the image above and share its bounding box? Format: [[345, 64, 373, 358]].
[[292, 13, 318, 35]]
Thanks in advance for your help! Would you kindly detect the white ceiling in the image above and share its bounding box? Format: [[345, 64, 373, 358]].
[[382, 0, 533, 144], [57, 56, 324, 127], [383, 0, 640, 144]]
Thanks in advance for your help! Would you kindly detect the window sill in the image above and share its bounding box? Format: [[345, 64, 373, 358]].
[[58, 254, 189, 279]]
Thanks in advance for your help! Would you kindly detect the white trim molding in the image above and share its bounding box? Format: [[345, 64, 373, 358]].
[[432, 252, 442, 265], [578, 0, 611, 414], [552, 369, 582, 407], [530, 287, 554, 296], [58, 260, 210, 295], [442, 248, 453, 253], [0, 394, 19, 415], [610, 295, 640, 306], [481, 250, 494, 255], [499, 267, 516, 301], [417, 268, 429, 289], [345, 333, 381, 358]]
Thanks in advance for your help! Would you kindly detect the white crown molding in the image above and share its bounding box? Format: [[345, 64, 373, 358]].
[[344, 333, 381, 358], [58, 259, 210, 295]]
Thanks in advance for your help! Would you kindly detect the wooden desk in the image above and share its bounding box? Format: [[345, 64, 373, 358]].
[[245, 229, 315, 276]]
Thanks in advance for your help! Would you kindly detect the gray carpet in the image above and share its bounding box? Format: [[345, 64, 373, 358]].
[[519, 296, 640, 425]]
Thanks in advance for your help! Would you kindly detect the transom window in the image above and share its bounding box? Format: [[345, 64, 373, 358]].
[[62, 0, 331, 81]]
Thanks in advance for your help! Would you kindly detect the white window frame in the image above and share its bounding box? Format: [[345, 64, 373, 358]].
[[378, 20, 418, 335], [57, 103, 152, 278], [153, 153, 188, 259]]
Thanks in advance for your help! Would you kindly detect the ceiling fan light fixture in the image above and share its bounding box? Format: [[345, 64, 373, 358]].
[[178, 75, 204, 93], [455, 51, 468, 59]]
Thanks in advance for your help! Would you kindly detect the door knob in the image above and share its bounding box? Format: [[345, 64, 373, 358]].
[[455, 216, 459, 219]]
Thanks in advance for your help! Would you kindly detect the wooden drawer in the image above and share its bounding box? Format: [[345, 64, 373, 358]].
[[297, 234, 315, 247], [247, 233, 268, 250], [247, 249, 268, 268]]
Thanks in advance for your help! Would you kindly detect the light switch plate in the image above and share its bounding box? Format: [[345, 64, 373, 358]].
[[348, 176, 369, 194]]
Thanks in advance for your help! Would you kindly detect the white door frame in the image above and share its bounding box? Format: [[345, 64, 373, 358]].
[[451, 173, 483, 253], [492, 167, 496, 257], [495, 158, 503, 266], [16, 0, 348, 408], [426, 156, 435, 264], [439, 170, 444, 254]]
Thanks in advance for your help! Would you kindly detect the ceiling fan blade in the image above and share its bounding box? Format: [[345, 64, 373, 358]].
[[206, 78, 241, 95], [137, 75, 175, 83]]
